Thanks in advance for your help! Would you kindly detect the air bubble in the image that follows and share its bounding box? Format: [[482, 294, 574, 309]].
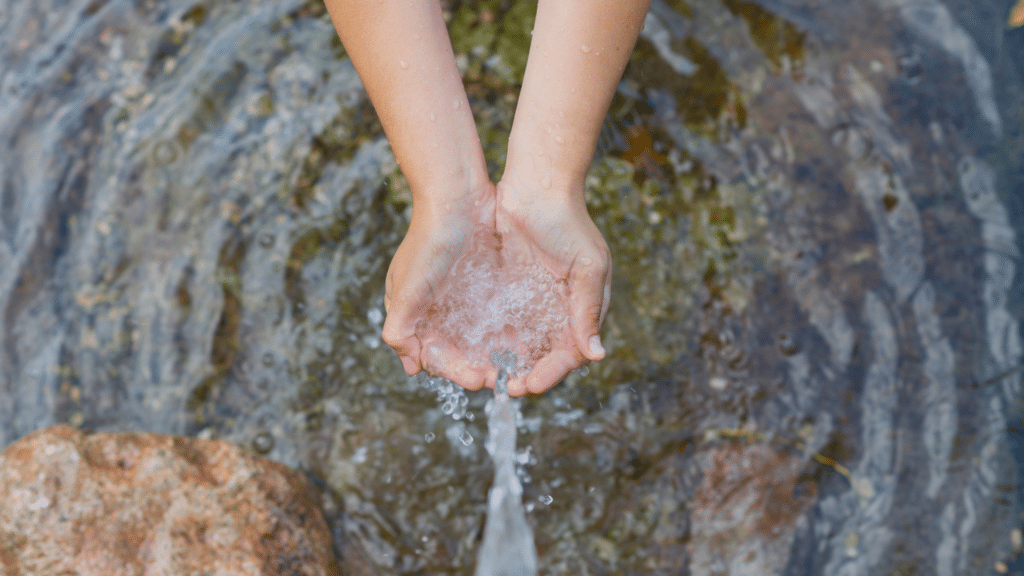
[[459, 431, 474, 446], [539, 494, 553, 505], [424, 432, 435, 443]]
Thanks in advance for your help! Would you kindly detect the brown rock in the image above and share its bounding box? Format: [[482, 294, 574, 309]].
[[0, 425, 339, 576], [689, 443, 818, 575]]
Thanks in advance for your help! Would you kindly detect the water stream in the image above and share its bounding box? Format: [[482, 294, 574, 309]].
[[474, 350, 538, 576], [2, 0, 1023, 573]]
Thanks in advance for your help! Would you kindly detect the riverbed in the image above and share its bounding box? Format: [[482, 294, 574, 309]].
[[1, 0, 1022, 573]]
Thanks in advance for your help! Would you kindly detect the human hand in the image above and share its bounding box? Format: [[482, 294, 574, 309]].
[[493, 171, 611, 395], [382, 184, 496, 389]]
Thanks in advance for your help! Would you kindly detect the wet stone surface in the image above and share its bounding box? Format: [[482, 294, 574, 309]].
[[0, 0, 1023, 574], [0, 425, 337, 576]]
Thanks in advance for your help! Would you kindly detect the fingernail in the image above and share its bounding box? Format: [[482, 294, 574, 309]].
[[589, 335, 605, 356]]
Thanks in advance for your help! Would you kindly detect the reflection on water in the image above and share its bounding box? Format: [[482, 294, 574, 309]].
[[1, 0, 1023, 574]]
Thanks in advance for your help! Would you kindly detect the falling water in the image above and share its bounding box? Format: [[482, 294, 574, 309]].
[[474, 350, 538, 576]]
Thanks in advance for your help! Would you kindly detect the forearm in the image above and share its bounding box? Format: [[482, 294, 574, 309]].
[[505, 0, 650, 198], [323, 0, 489, 213]]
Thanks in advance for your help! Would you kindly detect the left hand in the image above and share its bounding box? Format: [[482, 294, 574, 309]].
[[493, 171, 611, 395]]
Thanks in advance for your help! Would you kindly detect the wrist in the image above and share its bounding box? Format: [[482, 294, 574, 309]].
[[410, 171, 494, 227], [499, 148, 589, 212]]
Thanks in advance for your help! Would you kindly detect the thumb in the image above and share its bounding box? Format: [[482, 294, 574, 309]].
[[568, 254, 611, 362]]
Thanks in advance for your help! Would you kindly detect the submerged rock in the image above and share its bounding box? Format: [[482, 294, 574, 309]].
[[0, 425, 337, 576]]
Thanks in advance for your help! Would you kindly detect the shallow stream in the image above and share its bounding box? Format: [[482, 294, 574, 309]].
[[2, 0, 1024, 574]]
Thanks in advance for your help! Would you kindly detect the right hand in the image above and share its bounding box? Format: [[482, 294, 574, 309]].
[[381, 183, 496, 390]]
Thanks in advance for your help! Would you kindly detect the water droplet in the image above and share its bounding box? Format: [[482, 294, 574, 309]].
[[453, 100, 460, 110], [537, 149, 544, 157], [540, 175, 552, 189], [252, 432, 274, 454], [580, 257, 593, 266], [400, 60, 409, 70], [778, 332, 799, 355], [554, 135, 565, 144], [424, 432, 435, 443], [539, 494, 553, 505], [429, 113, 436, 122], [258, 233, 275, 248], [261, 352, 275, 367], [580, 44, 592, 54], [367, 308, 384, 325], [570, 87, 576, 94], [413, 34, 421, 40], [459, 431, 474, 446], [432, 143, 439, 149]]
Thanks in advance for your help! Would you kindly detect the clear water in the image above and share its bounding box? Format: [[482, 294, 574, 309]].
[[1, 0, 1023, 574], [474, 350, 538, 576]]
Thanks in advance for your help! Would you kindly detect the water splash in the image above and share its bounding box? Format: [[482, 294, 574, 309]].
[[475, 350, 538, 576]]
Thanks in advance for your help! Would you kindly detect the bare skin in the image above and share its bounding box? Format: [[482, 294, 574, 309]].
[[324, 0, 651, 395]]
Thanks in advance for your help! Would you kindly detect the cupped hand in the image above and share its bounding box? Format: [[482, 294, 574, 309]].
[[382, 183, 496, 390], [494, 173, 612, 396]]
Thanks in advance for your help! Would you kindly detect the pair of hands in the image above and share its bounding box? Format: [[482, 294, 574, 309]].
[[381, 173, 611, 396]]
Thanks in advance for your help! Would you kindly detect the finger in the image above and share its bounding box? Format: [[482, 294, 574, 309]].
[[600, 257, 612, 325], [481, 365, 500, 391], [382, 305, 422, 367], [399, 355, 420, 376], [568, 254, 610, 362], [420, 340, 488, 391], [506, 371, 530, 397], [522, 347, 579, 394]]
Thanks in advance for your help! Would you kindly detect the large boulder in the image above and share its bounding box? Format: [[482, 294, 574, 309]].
[[0, 425, 338, 576]]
